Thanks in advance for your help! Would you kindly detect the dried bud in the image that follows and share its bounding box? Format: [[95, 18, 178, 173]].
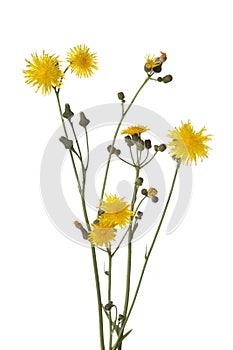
[[59, 136, 73, 150], [162, 75, 173, 84], [79, 111, 90, 128], [157, 77, 163, 82], [63, 103, 74, 120], [148, 187, 158, 197], [145, 139, 152, 149], [158, 144, 167, 152], [118, 314, 125, 322], [117, 92, 125, 101], [141, 188, 148, 196]]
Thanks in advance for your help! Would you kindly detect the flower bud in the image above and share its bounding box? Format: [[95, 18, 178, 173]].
[[137, 211, 143, 219], [158, 144, 167, 152], [151, 196, 159, 203], [124, 136, 135, 147], [79, 111, 90, 128], [162, 75, 173, 83], [59, 136, 73, 150], [157, 77, 163, 82], [104, 301, 114, 311], [117, 92, 125, 101], [63, 103, 74, 120], [153, 64, 162, 73], [116, 149, 121, 156], [141, 188, 148, 196], [136, 139, 144, 151], [145, 139, 152, 149], [154, 145, 159, 152], [74, 221, 88, 240], [136, 177, 144, 186], [132, 133, 139, 142], [107, 145, 116, 153]]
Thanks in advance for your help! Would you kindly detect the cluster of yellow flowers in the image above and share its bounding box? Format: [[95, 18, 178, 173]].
[[23, 46, 212, 247], [89, 195, 134, 246], [23, 45, 98, 95]]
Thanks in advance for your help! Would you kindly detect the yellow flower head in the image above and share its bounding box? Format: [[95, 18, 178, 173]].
[[167, 120, 212, 165], [88, 216, 116, 246], [23, 51, 64, 95], [145, 51, 167, 70], [67, 45, 98, 78], [121, 125, 149, 135], [99, 194, 134, 228]]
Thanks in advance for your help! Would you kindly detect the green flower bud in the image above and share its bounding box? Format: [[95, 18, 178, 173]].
[[154, 145, 159, 152], [157, 77, 163, 82], [162, 75, 173, 83], [136, 139, 144, 151], [158, 144, 167, 152], [153, 64, 162, 73], [136, 177, 144, 186], [117, 92, 125, 101], [104, 301, 114, 311]]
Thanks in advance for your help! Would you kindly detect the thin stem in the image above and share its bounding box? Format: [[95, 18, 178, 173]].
[[100, 75, 152, 203], [108, 248, 113, 350], [141, 150, 158, 168], [112, 162, 180, 350], [122, 166, 140, 318], [54, 89, 105, 350], [84, 126, 90, 171]]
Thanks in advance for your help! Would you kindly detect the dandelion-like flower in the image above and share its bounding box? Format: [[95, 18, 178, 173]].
[[145, 52, 167, 71], [167, 120, 211, 165], [23, 51, 64, 95], [88, 217, 116, 246], [100, 195, 134, 228], [121, 125, 149, 135], [67, 45, 98, 78]]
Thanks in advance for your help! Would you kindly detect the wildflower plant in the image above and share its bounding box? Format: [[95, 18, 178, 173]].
[[23, 46, 211, 350]]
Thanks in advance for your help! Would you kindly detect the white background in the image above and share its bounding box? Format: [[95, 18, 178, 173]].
[[1, 0, 233, 349]]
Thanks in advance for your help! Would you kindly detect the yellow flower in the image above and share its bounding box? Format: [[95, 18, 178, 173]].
[[99, 194, 134, 228], [88, 216, 116, 246], [121, 125, 149, 135], [67, 45, 98, 78], [145, 52, 167, 70], [23, 51, 64, 95], [167, 120, 211, 165]]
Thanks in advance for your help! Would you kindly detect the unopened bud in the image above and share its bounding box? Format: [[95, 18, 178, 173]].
[[151, 196, 159, 203], [117, 92, 125, 101], [145, 139, 152, 149], [79, 111, 90, 128], [74, 221, 88, 240], [141, 188, 148, 196], [104, 301, 114, 311], [136, 177, 144, 186], [162, 75, 173, 84], [63, 103, 74, 120], [59, 136, 73, 150], [158, 144, 167, 152]]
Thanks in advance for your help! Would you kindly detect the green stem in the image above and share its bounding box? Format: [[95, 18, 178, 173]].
[[54, 89, 105, 350], [100, 75, 152, 203], [113, 162, 180, 350], [108, 249, 113, 350], [122, 166, 140, 321]]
